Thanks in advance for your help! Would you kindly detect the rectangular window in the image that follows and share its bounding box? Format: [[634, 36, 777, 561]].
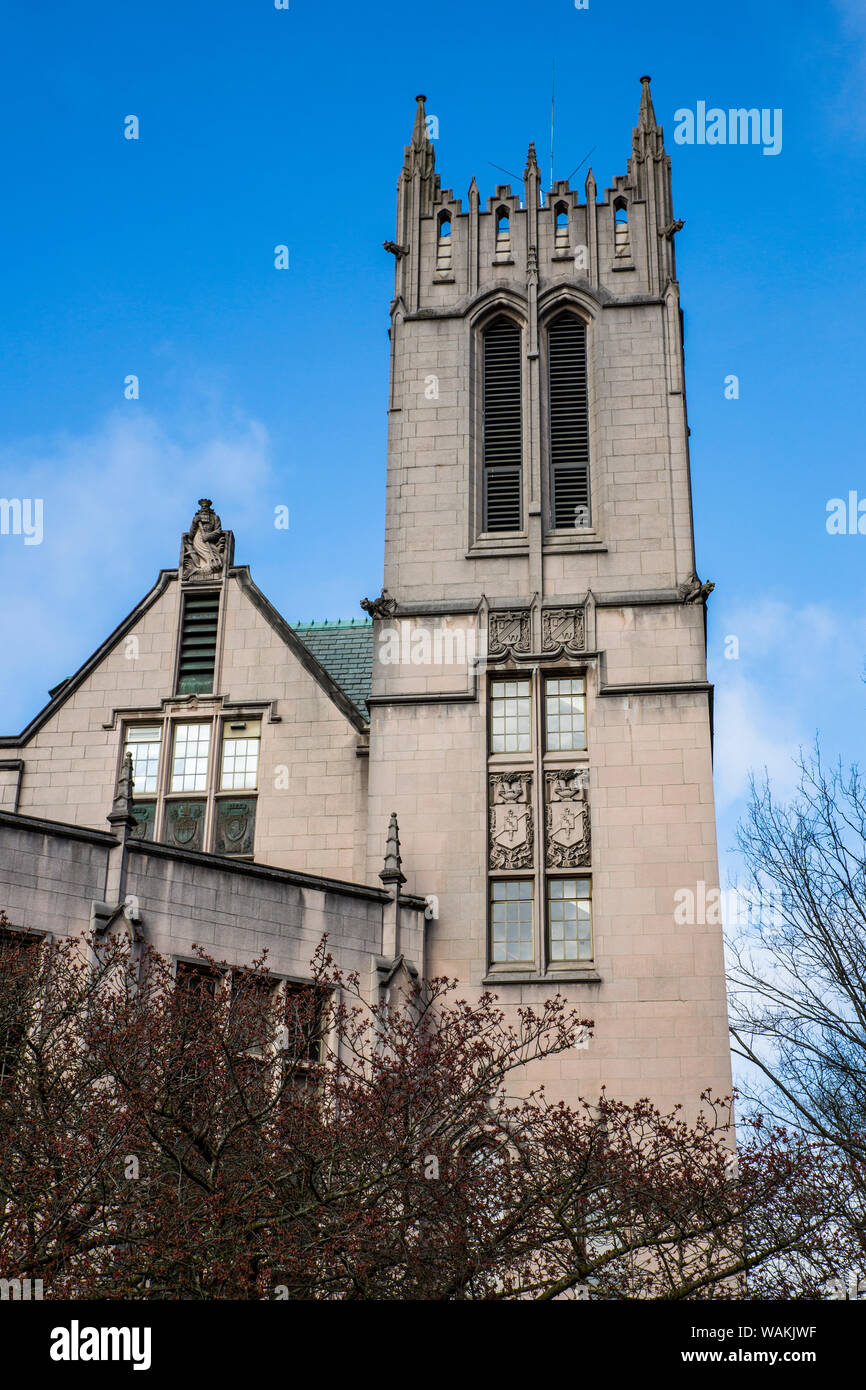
[[490, 880, 534, 963], [490, 679, 531, 754], [176, 592, 220, 695], [548, 878, 592, 961], [220, 721, 261, 791], [545, 676, 586, 751], [124, 724, 162, 795], [170, 723, 211, 793]]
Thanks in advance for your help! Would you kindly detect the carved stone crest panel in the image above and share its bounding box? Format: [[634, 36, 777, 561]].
[[129, 801, 156, 842], [541, 606, 585, 656], [487, 609, 531, 660], [545, 768, 590, 868], [164, 799, 206, 852], [489, 771, 533, 869], [214, 797, 256, 857]]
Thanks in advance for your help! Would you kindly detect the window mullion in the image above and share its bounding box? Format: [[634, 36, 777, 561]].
[[532, 668, 544, 969]]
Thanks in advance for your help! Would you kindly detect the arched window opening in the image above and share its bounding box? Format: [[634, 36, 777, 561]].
[[482, 316, 522, 532], [495, 207, 511, 259], [614, 199, 630, 258], [547, 311, 590, 530], [554, 202, 569, 253], [436, 212, 452, 272]]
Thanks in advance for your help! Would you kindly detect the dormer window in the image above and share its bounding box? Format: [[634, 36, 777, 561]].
[[436, 212, 452, 272], [554, 202, 569, 253]]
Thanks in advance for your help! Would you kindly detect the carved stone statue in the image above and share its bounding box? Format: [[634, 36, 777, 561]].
[[677, 572, 715, 604], [182, 499, 227, 581], [360, 589, 398, 620]]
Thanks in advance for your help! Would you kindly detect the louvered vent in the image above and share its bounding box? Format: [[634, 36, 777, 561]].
[[176, 593, 219, 694], [482, 317, 522, 532], [548, 313, 591, 529]]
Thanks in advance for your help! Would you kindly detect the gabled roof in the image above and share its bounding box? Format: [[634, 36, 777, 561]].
[[292, 620, 373, 719], [1, 568, 375, 746]]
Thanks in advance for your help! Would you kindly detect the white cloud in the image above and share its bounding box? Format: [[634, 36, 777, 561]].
[[0, 410, 275, 730], [711, 597, 866, 814], [831, 0, 866, 135]]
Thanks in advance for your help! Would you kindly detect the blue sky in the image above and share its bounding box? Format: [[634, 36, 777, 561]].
[[1, 0, 865, 888]]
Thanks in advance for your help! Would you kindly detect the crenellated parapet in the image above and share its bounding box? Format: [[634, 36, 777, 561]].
[[388, 77, 679, 318]]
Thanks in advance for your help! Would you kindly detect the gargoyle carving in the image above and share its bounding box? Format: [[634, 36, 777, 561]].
[[360, 588, 398, 620], [678, 572, 714, 604]]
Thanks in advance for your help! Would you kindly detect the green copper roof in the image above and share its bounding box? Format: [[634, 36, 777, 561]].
[[292, 620, 373, 719]]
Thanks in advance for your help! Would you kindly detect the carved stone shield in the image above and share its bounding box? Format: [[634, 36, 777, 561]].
[[174, 816, 198, 846], [541, 606, 585, 655], [492, 805, 530, 852], [487, 609, 531, 658], [224, 813, 248, 844], [548, 802, 586, 850]]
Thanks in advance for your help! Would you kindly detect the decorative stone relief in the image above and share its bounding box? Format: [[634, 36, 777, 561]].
[[360, 588, 398, 619], [129, 802, 156, 841], [489, 771, 533, 870], [181, 499, 227, 582], [545, 768, 591, 868], [164, 799, 206, 852], [677, 572, 714, 604], [541, 606, 586, 656], [487, 609, 531, 659], [213, 798, 256, 857]]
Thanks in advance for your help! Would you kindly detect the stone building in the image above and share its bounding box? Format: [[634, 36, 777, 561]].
[[0, 78, 732, 1111]]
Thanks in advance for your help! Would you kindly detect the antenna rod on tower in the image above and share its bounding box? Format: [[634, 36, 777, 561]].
[[550, 60, 555, 198]]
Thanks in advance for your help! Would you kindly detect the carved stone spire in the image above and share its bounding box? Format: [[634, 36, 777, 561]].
[[108, 752, 137, 830], [403, 93, 436, 182], [379, 811, 406, 887], [631, 74, 666, 162], [524, 141, 539, 178], [636, 74, 658, 133]]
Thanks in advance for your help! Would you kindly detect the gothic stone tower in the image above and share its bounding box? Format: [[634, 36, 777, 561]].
[[366, 79, 732, 1112]]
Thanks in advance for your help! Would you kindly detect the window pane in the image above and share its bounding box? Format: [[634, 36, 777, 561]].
[[220, 723, 261, 791], [548, 878, 593, 961], [490, 880, 534, 963], [124, 725, 162, 795], [544, 676, 586, 751], [170, 723, 211, 793], [490, 679, 532, 754]]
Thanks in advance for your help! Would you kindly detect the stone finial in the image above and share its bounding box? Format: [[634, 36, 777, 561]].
[[108, 752, 137, 829], [403, 93, 436, 182], [637, 75, 658, 132], [584, 166, 596, 199], [632, 74, 666, 164], [379, 812, 406, 887], [524, 141, 539, 178], [411, 94, 429, 149]]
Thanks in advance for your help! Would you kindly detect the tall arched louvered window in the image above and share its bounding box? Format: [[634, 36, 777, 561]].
[[482, 316, 523, 532], [547, 312, 590, 530]]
